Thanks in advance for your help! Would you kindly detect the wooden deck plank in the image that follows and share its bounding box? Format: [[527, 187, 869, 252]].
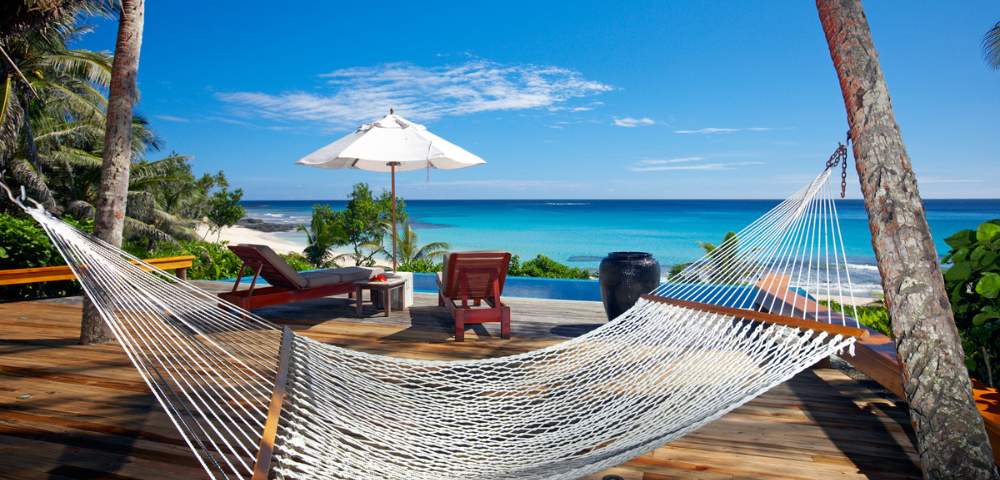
[[0, 293, 920, 479]]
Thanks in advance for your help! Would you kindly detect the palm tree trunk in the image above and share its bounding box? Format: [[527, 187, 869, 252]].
[[81, 0, 144, 345], [816, 1, 998, 478]]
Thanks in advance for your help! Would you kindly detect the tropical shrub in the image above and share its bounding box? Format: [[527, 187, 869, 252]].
[[300, 183, 407, 267], [398, 257, 441, 273], [668, 231, 751, 281], [821, 299, 892, 337], [0, 212, 78, 300], [942, 219, 1000, 386], [280, 252, 313, 272], [509, 254, 590, 279], [0, 2, 231, 247], [147, 242, 310, 280], [299, 204, 346, 267], [335, 183, 406, 266], [205, 187, 246, 240], [126, 239, 242, 281], [396, 223, 448, 265]]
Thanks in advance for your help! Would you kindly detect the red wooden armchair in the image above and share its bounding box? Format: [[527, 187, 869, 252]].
[[436, 251, 512, 341], [219, 244, 381, 310]]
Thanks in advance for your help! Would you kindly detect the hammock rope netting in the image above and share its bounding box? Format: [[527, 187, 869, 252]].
[[8, 162, 869, 480]]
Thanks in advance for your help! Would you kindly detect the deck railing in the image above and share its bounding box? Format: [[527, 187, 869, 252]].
[[0, 255, 195, 285]]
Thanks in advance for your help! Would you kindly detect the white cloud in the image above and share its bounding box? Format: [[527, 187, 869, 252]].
[[613, 117, 655, 128], [154, 114, 189, 123], [216, 60, 612, 127], [637, 156, 705, 165], [673, 127, 773, 134], [630, 161, 764, 172]]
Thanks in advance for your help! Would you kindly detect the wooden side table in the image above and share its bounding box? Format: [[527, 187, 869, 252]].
[[354, 277, 407, 317]]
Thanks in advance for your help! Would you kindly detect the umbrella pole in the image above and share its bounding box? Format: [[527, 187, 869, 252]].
[[391, 163, 397, 272]]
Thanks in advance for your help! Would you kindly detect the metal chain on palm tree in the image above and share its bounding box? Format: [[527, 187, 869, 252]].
[[824, 142, 850, 198]]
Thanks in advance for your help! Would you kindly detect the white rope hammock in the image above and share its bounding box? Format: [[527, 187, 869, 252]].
[[5, 161, 868, 480]]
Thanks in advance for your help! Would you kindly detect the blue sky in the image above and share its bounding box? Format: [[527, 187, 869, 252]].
[[75, 1, 999, 200]]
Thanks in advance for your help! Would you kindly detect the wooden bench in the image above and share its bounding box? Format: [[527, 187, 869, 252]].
[[0, 255, 196, 285]]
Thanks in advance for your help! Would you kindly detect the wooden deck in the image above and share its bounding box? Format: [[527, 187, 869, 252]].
[[0, 286, 922, 479]]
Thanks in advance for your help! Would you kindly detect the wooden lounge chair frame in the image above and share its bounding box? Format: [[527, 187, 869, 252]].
[[219, 245, 356, 310], [437, 252, 512, 342]]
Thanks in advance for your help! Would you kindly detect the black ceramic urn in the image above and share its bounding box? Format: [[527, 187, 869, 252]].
[[599, 251, 660, 321]]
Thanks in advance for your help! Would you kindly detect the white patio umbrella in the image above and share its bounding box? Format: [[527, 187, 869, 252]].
[[296, 110, 486, 270]]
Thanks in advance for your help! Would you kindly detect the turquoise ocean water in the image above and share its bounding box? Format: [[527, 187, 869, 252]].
[[241, 199, 1000, 294]]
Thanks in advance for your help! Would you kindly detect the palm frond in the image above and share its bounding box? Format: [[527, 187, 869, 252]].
[[0, 73, 11, 129], [42, 49, 112, 86], [8, 156, 58, 211], [126, 190, 157, 222], [66, 199, 95, 220], [153, 214, 198, 241], [32, 80, 105, 122], [359, 241, 386, 254], [131, 114, 163, 153], [34, 121, 103, 144], [414, 241, 450, 261], [0, 72, 22, 153], [329, 252, 358, 268], [123, 217, 174, 244], [984, 21, 1000, 69]]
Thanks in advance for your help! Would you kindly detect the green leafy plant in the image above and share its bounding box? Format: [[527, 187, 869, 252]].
[[279, 252, 313, 272], [669, 231, 746, 280], [299, 204, 346, 267], [0, 212, 79, 300], [398, 257, 442, 273], [125, 239, 241, 281], [0, 2, 232, 247], [509, 254, 590, 279], [821, 299, 892, 337], [942, 219, 1000, 386], [333, 183, 406, 267], [205, 187, 246, 240], [396, 223, 449, 267]]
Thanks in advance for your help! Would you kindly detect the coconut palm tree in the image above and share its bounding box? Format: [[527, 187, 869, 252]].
[[2, 2, 200, 245], [984, 21, 1000, 70], [1, 2, 116, 209], [83, 0, 144, 345], [818, 1, 998, 477]]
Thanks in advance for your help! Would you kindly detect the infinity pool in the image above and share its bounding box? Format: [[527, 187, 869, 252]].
[[411, 272, 601, 302], [224, 271, 797, 305], [221, 271, 604, 302]]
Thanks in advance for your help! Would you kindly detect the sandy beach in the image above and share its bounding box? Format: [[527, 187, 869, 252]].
[[196, 224, 305, 255], [195, 224, 397, 267]]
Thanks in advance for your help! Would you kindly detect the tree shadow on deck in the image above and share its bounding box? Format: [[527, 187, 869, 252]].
[[550, 324, 602, 338], [0, 341, 190, 479], [788, 369, 921, 479]]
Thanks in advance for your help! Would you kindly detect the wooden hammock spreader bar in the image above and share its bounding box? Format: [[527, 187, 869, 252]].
[[252, 326, 294, 480], [640, 294, 869, 339]]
